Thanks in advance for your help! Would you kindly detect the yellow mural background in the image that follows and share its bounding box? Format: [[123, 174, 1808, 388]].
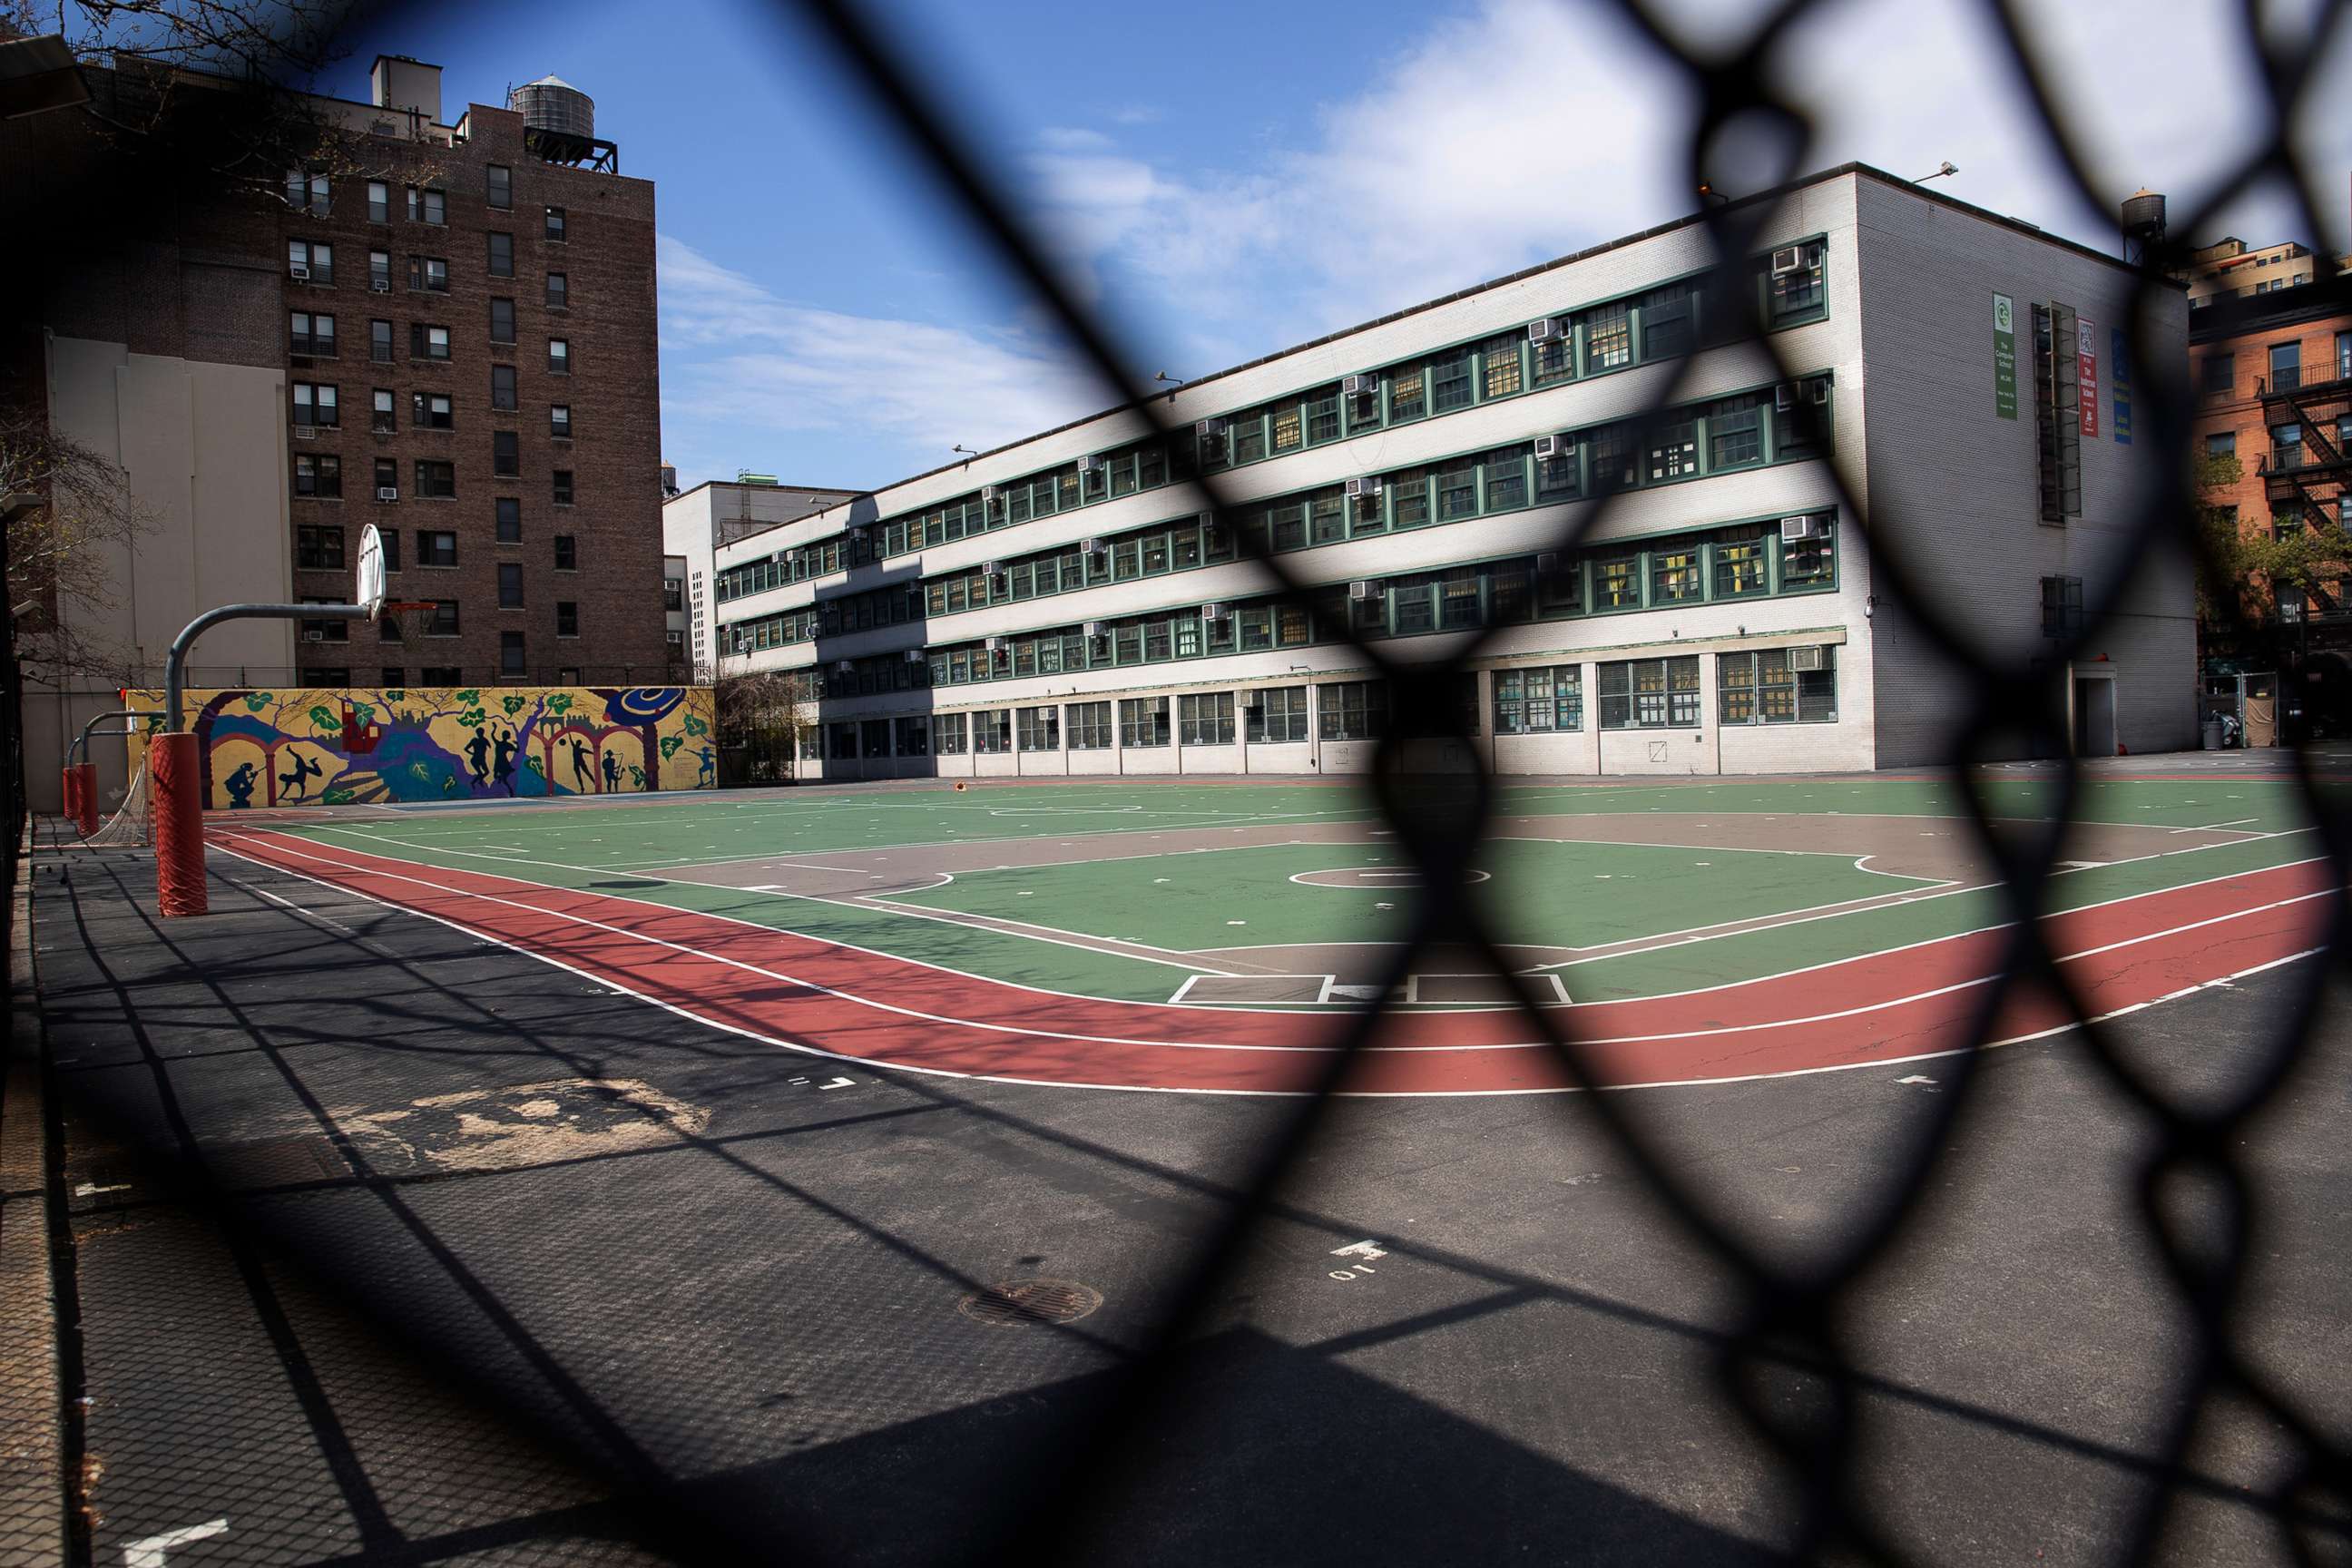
[[122, 686, 719, 809]]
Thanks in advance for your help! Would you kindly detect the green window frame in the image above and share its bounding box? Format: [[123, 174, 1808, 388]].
[[1599, 655, 1700, 730], [1178, 691, 1234, 745], [1493, 665, 1583, 733], [1318, 681, 1389, 741], [1120, 696, 1170, 748], [1248, 685, 1309, 743]]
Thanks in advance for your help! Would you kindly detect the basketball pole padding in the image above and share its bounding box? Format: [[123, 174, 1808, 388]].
[[152, 731, 206, 916]]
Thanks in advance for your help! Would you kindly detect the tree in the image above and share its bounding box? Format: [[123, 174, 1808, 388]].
[[2195, 449, 2352, 632], [713, 666, 816, 784], [0, 404, 157, 686]]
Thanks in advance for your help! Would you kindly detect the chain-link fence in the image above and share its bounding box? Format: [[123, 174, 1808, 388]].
[[6, 0, 2352, 1562]]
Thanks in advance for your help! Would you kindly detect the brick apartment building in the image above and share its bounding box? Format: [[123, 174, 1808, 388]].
[[1, 50, 669, 809]]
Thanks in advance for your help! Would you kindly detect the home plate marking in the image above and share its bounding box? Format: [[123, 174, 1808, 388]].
[[125, 1520, 230, 1568], [1406, 972, 1571, 1006]]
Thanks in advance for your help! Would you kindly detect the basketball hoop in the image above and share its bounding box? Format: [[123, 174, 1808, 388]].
[[355, 523, 387, 619], [376, 600, 436, 661]]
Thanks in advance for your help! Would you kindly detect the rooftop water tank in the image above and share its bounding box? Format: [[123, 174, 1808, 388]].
[[507, 75, 595, 142]]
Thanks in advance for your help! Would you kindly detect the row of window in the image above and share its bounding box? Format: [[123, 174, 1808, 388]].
[[295, 289, 572, 362], [297, 382, 573, 436], [710, 244, 1833, 602], [291, 453, 578, 506], [296, 522, 581, 573], [287, 240, 570, 303], [716, 373, 1833, 619], [299, 594, 583, 640], [727, 509, 1837, 670], [286, 164, 554, 225], [808, 652, 1838, 761], [2199, 331, 2352, 397]]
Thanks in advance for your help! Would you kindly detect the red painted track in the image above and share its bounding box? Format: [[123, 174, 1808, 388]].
[[212, 828, 2337, 1096]]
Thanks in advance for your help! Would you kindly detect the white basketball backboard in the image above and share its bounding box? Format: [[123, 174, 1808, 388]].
[[355, 523, 386, 616]]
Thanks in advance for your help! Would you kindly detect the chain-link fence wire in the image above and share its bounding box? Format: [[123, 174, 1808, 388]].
[[775, 0, 2352, 1560], [9, 0, 2352, 1561]]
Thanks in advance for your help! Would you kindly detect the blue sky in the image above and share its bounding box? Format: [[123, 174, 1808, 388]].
[[329, 0, 2352, 493]]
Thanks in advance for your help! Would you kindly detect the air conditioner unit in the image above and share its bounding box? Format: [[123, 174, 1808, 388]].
[[1348, 579, 1380, 602], [1200, 603, 1229, 621], [1341, 374, 1377, 397], [1779, 515, 1820, 542], [295, 426, 318, 440], [289, 263, 310, 280], [1195, 418, 1227, 437], [834, 660, 855, 673], [1535, 552, 1561, 573], [1527, 317, 1563, 342], [1075, 455, 1097, 473], [1770, 246, 1803, 276], [982, 561, 1004, 577], [1344, 475, 1382, 498], [985, 636, 1006, 652], [1083, 621, 1106, 639], [377, 486, 398, 503], [1788, 645, 1825, 671], [905, 649, 925, 663], [370, 279, 391, 292], [1081, 537, 1106, 554], [1534, 433, 1565, 459], [1774, 384, 1797, 412], [980, 485, 999, 503], [1810, 378, 1832, 405], [302, 629, 325, 642]]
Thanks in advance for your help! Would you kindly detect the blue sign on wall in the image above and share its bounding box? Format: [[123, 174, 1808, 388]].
[[2111, 327, 2132, 446]]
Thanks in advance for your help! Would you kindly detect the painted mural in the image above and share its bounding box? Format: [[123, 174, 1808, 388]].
[[122, 686, 718, 808]]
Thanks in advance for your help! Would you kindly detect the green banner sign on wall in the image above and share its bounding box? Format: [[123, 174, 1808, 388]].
[[1993, 292, 2018, 420]]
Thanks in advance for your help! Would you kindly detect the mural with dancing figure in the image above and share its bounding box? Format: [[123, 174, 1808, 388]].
[[122, 686, 718, 808]]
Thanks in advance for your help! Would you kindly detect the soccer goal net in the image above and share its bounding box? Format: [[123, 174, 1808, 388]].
[[84, 761, 152, 848]]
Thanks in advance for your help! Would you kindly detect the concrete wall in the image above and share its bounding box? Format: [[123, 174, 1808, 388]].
[[1854, 179, 2197, 764], [24, 336, 294, 813]]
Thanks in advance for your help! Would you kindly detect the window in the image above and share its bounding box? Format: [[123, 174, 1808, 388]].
[[550, 405, 573, 438], [1720, 647, 1836, 724], [545, 272, 568, 310], [498, 562, 524, 607], [485, 164, 512, 210], [2337, 331, 2350, 383], [1481, 333, 1524, 400], [288, 240, 333, 284], [413, 460, 456, 499], [893, 716, 930, 758], [290, 311, 336, 357], [2206, 431, 2236, 459], [1599, 656, 1700, 729], [1650, 539, 1702, 603], [369, 250, 391, 289], [426, 600, 461, 636], [1016, 706, 1061, 751], [299, 666, 350, 687], [1647, 420, 1699, 482], [934, 713, 969, 755], [1179, 692, 1234, 745], [1642, 282, 1695, 358], [367, 181, 390, 223], [1714, 526, 1768, 597], [491, 364, 518, 411], [1595, 554, 1641, 610], [1781, 515, 1836, 589], [487, 231, 514, 278], [297, 524, 345, 566], [1764, 240, 1827, 324], [381, 667, 406, 686], [291, 383, 338, 426], [1388, 365, 1426, 424], [299, 596, 349, 642], [408, 256, 448, 292], [2032, 302, 2081, 524], [1585, 300, 1632, 369], [549, 338, 571, 374], [2269, 339, 2301, 392], [371, 390, 396, 433], [407, 186, 446, 225], [496, 497, 523, 543], [373, 459, 398, 498], [410, 323, 451, 360], [1493, 666, 1582, 733], [1710, 397, 1763, 469], [554, 534, 577, 570], [552, 470, 574, 505], [500, 631, 525, 678], [556, 601, 578, 637], [420, 666, 461, 685], [369, 318, 393, 362], [971, 709, 1012, 754], [1248, 685, 1309, 743], [1482, 447, 1526, 511], [1430, 349, 1474, 414], [418, 531, 458, 567], [2272, 422, 2305, 469], [294, 456, 342, 502], [377, 525, 401, 573], [1118, 697, 1170, 748], [411, 392, 454, 429], [494, 431, 520, 476], [544, 206, 567, 241], [489, 297, 516, 344], [1318, 681, 1388, 741], [2200, 353, 2234, 397]]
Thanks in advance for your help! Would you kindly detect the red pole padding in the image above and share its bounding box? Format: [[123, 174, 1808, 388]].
[[61, 766, 81, 831], [151, 731, 208, 916], [72, 763, 98, 836]]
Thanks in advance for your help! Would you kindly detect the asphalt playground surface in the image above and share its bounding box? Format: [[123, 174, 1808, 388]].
[[19, 760, 2352, 1564]]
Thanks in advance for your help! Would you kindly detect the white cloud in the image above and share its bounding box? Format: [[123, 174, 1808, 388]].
[[657, 235, 1112, 487]]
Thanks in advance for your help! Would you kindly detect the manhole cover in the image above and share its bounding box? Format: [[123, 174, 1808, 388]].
[[957, 1279, 1102, 1328]]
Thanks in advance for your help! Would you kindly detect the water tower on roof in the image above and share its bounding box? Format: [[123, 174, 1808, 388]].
[[506, 74, 618, 172], [2121, 188, 2167, 268]]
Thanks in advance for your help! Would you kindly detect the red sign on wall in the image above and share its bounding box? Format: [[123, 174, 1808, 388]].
[[2077, 317, 2100, 439]]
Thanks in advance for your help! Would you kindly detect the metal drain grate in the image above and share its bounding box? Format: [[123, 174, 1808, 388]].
[[957, 1279, 1102, 1328]]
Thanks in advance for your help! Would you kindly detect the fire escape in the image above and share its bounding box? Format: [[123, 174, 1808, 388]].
[[2258, 358, 2352, 625]]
